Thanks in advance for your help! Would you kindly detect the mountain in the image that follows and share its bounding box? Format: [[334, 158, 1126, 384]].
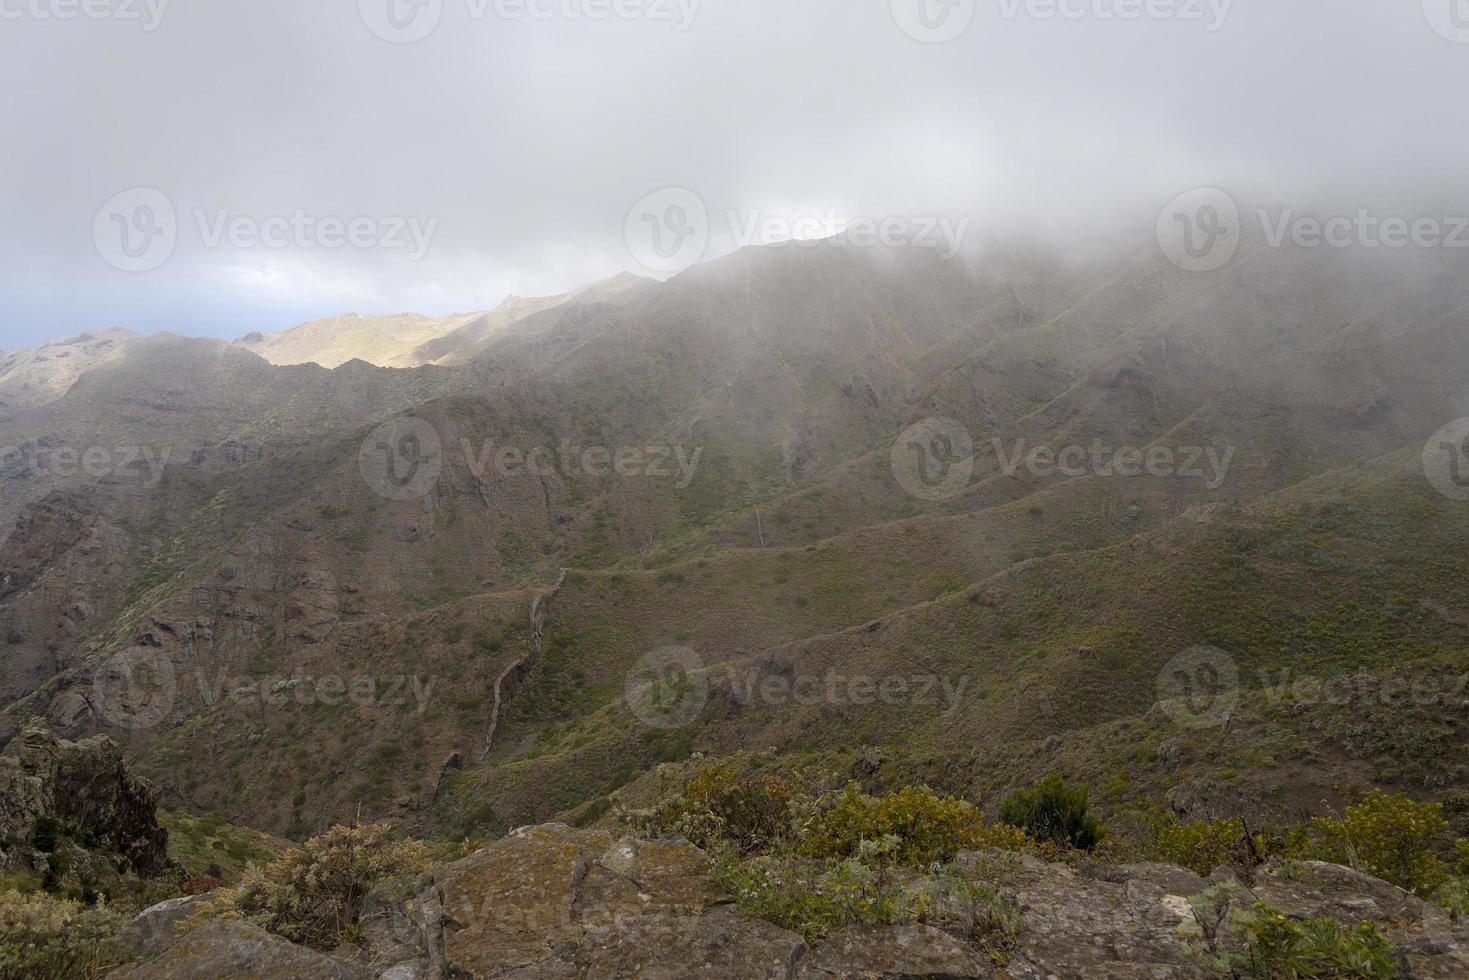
[[232, 272, 651, 369], [0, 328, 138, 420], [0, 238, 1465, 848]]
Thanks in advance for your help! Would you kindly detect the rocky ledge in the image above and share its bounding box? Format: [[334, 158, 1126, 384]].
[[111, 822, 1468, 979], [0, 726, 173, 878]]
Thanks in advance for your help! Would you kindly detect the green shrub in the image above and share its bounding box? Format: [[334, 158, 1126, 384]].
[[0, 889, 121, 979], [716, 841, 1022, 952], [1181, 888, 1399, 979], [1152, 816, 1269, 876], [1247, 907, 1399, 979], [1297, 791, 1450, 896], [803, 784, 1033, 866], [716, 852, 913, 941], [221, 823, 431, 949], [998, 774, 1104, 851]]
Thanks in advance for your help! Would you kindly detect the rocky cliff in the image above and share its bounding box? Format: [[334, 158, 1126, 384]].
[[0, 727, 174, 879]]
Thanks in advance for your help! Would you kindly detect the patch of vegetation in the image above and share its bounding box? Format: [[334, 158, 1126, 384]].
[[998, 774, 1104, 851], [1289, 790, 1456, 897], [716, 836, 1022, 958], [804, 783, 1034, 866], [161, 811, 282, 884], [1149, 814, 1269, 877], [195, 823, 431, 949], [1183, 885, 1400, 978], [0, 889, 122, 979]]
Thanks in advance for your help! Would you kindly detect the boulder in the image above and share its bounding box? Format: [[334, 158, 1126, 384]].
[[1252, 859, 1428, 925], [108, 919, 371, 979], [953, 849, 1207, 979], [111, 894, 214, 961]]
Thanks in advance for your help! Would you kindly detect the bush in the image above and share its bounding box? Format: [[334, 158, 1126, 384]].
[[717, 852, 913, 942], [1152, 816, 1269, 876], [998, 775, 1104, 851], [0, 890, 121, 979], [225, 823, 431, 949], [803, 784, 1032, 866], [681, 766, 795, 854], [633, 766, 797, 855], [1247, 908, 1399, 979], [1299, 791, 1450, 896], [1181, 888, 1399, 979], [716, 843, 1022, 952]]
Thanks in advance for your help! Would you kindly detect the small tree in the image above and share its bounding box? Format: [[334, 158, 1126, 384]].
[[998, 774, 1104, 851]]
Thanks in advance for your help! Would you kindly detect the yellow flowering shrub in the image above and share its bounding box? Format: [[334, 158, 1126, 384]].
[[224, 823, 431, 949], [1300, 791, 1451, 896], [802, 784, 1034, 866], [0, 889, 121, 979]]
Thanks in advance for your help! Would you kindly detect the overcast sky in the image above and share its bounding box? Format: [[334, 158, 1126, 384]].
[[2, 0, 1466, 351]]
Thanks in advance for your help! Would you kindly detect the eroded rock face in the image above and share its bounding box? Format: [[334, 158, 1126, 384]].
[[0, 726, 172, 877], [111, 824, 1469, 980]]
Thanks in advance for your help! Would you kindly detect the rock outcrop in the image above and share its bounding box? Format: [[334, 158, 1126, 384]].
[[0, 726, 173, 877], [110, 822, 1469, 979]]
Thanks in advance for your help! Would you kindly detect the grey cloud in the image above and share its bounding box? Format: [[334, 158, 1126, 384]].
[[1, 0, 1465, 350]]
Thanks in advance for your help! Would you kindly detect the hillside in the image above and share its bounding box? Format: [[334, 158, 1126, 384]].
[[0, 240, 1464, 852]]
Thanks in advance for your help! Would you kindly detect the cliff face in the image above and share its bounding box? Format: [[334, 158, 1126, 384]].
[[0, 727, 173, 878]]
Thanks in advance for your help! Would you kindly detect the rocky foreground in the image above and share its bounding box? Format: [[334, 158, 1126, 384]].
[[108, 822, 1469, 979]]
